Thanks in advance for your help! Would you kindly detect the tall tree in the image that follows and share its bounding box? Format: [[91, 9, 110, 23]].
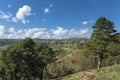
[[83, 17, 116, 70]]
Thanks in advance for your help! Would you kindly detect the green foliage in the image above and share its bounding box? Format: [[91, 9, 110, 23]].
[[51, 17, 120, 79], [83, 17, 118, 70], [0, 17, 120, 80], [0, 38, 56, 80], [92, 17, 116, 35], [46, 49, 94, 79], [62, 47, 73, 54], [92, 65, 120, 80], [58, 64, 120, 80]]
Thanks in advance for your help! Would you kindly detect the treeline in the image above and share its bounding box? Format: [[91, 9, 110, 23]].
[[0, 39, 20, 47]]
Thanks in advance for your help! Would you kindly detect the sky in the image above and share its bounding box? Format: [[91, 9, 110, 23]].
[[0, 0, 119, 39]]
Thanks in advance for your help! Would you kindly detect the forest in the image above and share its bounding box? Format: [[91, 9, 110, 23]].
[[0, 17, 120, 80]]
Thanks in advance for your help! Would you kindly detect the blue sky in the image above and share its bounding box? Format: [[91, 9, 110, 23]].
[[0, 0, 119, 39]]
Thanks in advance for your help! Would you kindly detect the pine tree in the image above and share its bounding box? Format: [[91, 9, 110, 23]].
[[83, 17, 116, 70]]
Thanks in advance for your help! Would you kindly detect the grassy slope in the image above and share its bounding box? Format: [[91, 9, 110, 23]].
[[55, 64, 120, 80]]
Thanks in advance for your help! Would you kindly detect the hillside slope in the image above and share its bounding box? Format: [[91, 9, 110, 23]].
[[54, 64, 120, 80]]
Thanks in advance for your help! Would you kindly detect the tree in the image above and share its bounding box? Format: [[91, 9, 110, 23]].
[[33, 43, 56, 80], [83, 17, 116, 70], [0, 38, 56, 80], [0, 38, 35, 80], [106, 33, 120, 65]]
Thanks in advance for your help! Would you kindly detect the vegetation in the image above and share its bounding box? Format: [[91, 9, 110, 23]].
[[0, 39, 20, 47], [56, 64, 120, 80], [0, 38, 56, 80], [0, 17, 120, 80], [83, 17, 120, 70]]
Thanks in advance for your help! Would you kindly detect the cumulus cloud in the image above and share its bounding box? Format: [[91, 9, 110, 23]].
[[0, 25, 91, 39], [0, 25, 6, 37], [24, 28, 48, 38], [50, 27, 68, 39], [68, 28, 90, 38], [12, 5, 32, 24], [0, 25, 18, 38], [44, 4, 53, 14], [82, 20, 94, 25], [0, 11, 12, 20]]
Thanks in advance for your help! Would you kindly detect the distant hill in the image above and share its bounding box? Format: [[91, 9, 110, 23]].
[[0, 39, 21, 47], [0, 38, 88, 47], [67, 37, 89, 40]]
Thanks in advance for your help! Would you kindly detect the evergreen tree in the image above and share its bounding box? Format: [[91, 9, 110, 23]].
[[83, 17, 116, 70], [106, 33, 120, 65]]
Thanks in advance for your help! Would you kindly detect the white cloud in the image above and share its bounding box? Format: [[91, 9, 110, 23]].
[[82, 20, 94, 25], [0, 25, 91, 39], [8, 27, 15, 33], [8, 4, 12, 8], [12, 5, 32, 24], [49, 4, 53, 7], [0, 25, 6, 37], [80, 28, 91, 35], [44, 4, 53, 14], [68, 28, 90, 38], [82, 21, 89, 25], [0, 11, 12, 20], [24, 28, 47, 38], [44, 8, 49, 14], [50, 27, 68, 39]]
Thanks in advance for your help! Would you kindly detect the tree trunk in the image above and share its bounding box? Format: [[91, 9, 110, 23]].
[[39, 70, 44, 80], [39, 72, 43, 80], [97, 57, 102, 70], [114, 56, 117, 66]]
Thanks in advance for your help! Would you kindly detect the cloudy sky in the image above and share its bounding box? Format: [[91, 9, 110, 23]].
[[0, 0, 119, 39]]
